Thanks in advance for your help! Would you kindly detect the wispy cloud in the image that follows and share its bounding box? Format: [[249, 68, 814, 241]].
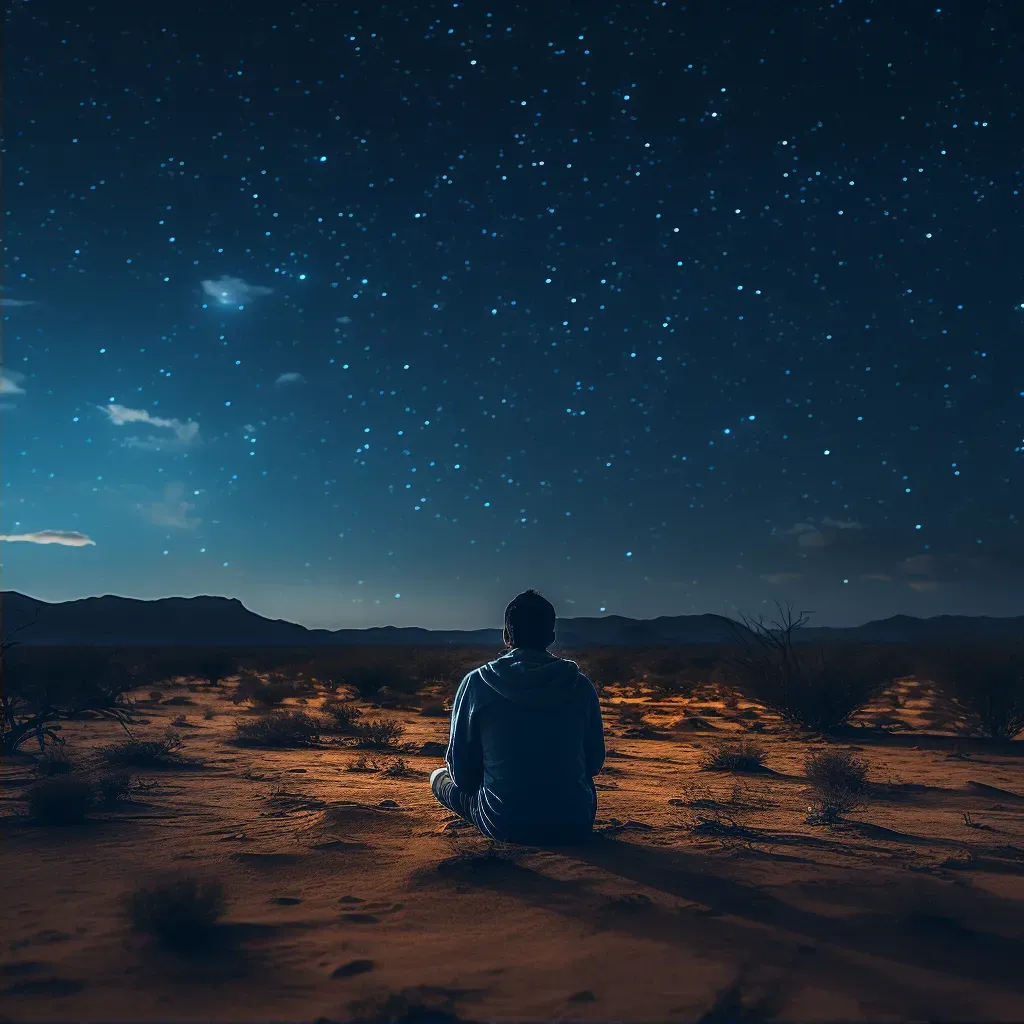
[[0, 369, 26, 395], [821, 517, 864, 530], [99, 403, 200, 450], [139, 483, 201, 529], [784, 522, 827, 548], [201, 275, 273, 307], [860, 573, 893, 582], [0, 530, 96, 547], [0, 298, 35, 308], [275, 371, 306, 386]]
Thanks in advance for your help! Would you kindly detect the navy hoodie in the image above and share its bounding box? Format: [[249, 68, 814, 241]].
[[445, 646, 605, 844]]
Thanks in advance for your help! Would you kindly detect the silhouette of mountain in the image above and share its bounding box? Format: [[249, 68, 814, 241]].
[[1, 591, 1020, 647]]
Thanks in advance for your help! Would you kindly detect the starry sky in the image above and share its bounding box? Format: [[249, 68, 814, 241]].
[[2, 1, 1022, 630]]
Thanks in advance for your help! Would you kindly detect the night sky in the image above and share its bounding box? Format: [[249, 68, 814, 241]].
[[2, 2, 1022, 630]]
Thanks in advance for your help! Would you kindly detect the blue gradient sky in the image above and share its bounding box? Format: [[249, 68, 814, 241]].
[[2, 2, 1022, 629]]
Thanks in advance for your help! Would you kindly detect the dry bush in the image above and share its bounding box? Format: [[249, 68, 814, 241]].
[[354, 717, 405, 749], [35, 742, 77, 776], [102, 732, 190, 768], [320, 698, 363, 733], [233, 670, 313, 707], [202, 707, 217, 720], [191, 654, 237, 687], [804, 748, 869, 824], [125, 875, 226, 949], [346, 753, 382, 772], [95, 770, 139, 807], [170, 714, 190, 728], [699, 739, 768, 773], [378, 757, 418, 778], [927, 642, 1024, 741], [26, 777, 95, 825], [725, 605, 894, 732], [1, 644, 132, 754], [234, 710, 322, 747]]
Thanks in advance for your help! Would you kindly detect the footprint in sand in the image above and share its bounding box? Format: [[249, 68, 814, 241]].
[[330, 959, 375, 979]]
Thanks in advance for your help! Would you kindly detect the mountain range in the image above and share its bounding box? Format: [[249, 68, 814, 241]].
[[2, 591, 1022, 648]]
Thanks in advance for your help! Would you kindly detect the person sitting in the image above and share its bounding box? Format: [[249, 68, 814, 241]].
[[429, 589, 605, 845]]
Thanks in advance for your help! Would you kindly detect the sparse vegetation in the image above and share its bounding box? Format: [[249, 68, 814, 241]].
[[234, 710, 322, 747], [928, 642, 1024, 741], [202, 707, 217, 720], [35, 741, 77, 776], [1, 643, 133, 754], [320, 697, 363, 733], [233, 670, 314, 707], [354, 717, 405, 749], [379, 757, 417, 778], [26, 777, 95, 825], [699, 739, 768, 773], [101, 732, 190, 768], [725, 605, 893, 732], [125, 875, 226, 949], [804, 748, 870, 824], [170, 714, 190, 728]]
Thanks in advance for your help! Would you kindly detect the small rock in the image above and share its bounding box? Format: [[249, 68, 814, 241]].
[[569, 990, 597, 1003], [339, 895, 364, 904], [331, 959, 374, 979], [289, 768, 308, 773], [378, 800, 399, 809], [270, 897, 302, 906]]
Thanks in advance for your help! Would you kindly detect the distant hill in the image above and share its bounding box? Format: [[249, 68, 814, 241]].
[[1, 591, 1021, 648]]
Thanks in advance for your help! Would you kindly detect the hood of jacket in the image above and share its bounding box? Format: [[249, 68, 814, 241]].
[[475, 647, 583, 707]]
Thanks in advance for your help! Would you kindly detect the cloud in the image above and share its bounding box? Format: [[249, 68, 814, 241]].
[[201, 275, 273, 307], [761, 572, 804, 585], [0, 298, 35, 308], [821, 517, 864, 530], [860, 573, 893, 582], [99, 403, 200, 450], [139, 483, 200, 529], [275, 371, 306, 386], [784, 522, 827, 548], [1, 369, 26, 395], [0, 530, 96, 547]]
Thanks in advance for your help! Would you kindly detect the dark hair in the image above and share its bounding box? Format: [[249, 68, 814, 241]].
[[504, 589, 556, 650]]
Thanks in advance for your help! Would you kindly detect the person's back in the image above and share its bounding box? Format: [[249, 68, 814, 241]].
[[429, 590, 605, 845]]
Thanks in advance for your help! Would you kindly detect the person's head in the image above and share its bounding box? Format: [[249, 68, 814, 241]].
[[502, 589, 556, 651]]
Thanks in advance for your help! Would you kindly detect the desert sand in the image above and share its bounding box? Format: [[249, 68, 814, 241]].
[[2, 672, 1023, 1022]]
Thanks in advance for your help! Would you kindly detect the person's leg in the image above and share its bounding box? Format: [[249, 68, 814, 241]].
[[430, 766, 479, 825]]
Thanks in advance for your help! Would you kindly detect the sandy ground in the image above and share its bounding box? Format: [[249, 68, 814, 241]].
[[2, 677, 1023, 1022]]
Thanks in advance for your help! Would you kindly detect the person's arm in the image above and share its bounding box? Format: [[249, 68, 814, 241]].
[[445, 673, 483, 790], [583, 677, 605, 777]]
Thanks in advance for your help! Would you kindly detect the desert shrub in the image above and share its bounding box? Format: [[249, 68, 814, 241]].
[[346, 753, 381, 772], [125, 875, 226, 949], [0, 644, 132, 754], [94, 770, 137, 806], [725, 605, 893, 732], [340, 666, 407, 701], [192, 654, 237, 687], [928, 642, 1024, 741], [699, 739, 768, 773], [354, 717, 405, 749], [27, 777, 94, 825], [234, 710, 321, 747], [320, 698, 363, 733], [233, 670, 312, 707], [804, 748, 869, 824], [378, 757, 417, 778], [35, 742, 76, 776], [101, 732, 187, 768], [202, 707, 217, 721], [170, 714, 190, 728], [148, 690, 165, 701]]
